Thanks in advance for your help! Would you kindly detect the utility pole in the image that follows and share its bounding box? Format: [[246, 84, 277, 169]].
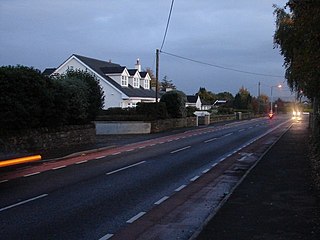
[[258, 81, 261, 114], [155, 49, 159, 103]]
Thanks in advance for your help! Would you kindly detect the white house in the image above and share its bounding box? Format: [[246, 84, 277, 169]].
[[44, 54, 156, 109], [186, 95, 202, 109]]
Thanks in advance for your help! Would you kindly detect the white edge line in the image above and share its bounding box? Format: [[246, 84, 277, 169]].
[[106, 161, 146, 175], [112, 152, 121, 156], [95, 156, 105, 159], [0, 194, 48, 212], [154, 196, 169, 205], [190, 175, 200, 182], [170, 146, 191, 154], [24, 172, 40, 177], [0, 179, 9, 184], [99, 234, 114, 240], [212, 163, 218, 167], [175, 184, 186, 192], [127, 212, 146, 223]]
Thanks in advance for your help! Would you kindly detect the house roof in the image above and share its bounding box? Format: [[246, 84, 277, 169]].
[[128, 69, 138, 76], [100, 66, 126, 74], [72, 54, 155, 98], [140, 72, 148, 78], [43, 68, 56, 76], [186, 95, 199, 103]]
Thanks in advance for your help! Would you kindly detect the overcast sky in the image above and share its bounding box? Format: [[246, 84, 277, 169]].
[[0, 0, 293, 99]]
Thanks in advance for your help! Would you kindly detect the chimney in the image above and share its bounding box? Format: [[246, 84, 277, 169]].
[[135, 58, 141, 72]]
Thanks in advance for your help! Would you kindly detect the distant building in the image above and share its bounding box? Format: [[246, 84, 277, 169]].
[[44, 54, 155, 109], [186, 95, 202, 109]]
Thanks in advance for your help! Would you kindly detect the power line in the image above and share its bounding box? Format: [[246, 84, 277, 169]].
[[160, 50, 284, 78], [160, 0, 175, 51]]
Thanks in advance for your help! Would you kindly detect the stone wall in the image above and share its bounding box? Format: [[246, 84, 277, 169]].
[[0, 124, 96, 153], [151, 117, 197, 133]]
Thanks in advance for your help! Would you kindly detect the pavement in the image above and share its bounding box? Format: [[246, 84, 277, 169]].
[[196, 118, 320, 239]]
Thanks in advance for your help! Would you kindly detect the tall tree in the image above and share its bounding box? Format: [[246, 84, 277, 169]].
[[233, 87, 253, 110], [273, 1, 320, 115], [160, 75, 176, 91]]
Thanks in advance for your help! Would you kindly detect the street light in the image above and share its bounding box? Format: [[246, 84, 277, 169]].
[[270, 84, 282, 113]]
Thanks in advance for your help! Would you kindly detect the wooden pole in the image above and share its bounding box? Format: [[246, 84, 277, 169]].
[[156, 49, 159, 102]]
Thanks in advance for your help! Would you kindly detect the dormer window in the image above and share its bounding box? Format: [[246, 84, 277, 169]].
[[121, 75, 128, 86], [133, 77, 139, 88]]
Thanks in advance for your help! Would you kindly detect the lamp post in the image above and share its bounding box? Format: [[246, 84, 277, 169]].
[[270, 84, 282, 113]]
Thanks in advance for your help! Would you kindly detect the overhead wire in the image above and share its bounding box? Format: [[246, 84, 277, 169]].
[[160, 50, 284, 78], [160, 0, 175, 51]]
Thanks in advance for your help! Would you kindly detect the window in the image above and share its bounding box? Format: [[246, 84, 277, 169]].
[[121, 75, 128, 86], [133, 77, 139, 88], [144, 79, 149, 89]]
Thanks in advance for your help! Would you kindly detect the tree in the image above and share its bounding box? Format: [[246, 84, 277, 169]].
[[274, 1, 320, 128], [233, 87, 253, 110], [161, 75, 176, 91], [0, 65, 54, 131], [160, 90, 187, 118], [196, 87, 215, 104]]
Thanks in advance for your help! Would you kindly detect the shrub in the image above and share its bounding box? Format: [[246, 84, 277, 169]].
[[160, 90, 187, 118], [136, 102, 168, 120]]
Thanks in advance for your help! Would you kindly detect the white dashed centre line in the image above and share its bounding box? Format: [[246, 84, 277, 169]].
[[170, 146, 191, 154], [106, 161, 146, 175], [0, 194, 48, 212], [204, 138, 217, 143]]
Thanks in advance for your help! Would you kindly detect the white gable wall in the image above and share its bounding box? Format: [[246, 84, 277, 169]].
[[54, 56, 126, 109]]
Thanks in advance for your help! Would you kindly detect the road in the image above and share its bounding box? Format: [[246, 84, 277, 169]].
[[0, 115, 291, 240]]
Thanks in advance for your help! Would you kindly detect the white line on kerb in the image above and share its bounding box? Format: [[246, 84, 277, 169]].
[[24, 172, 40, 177], [190, 176, 199, 182], [106, 161, 146, 175], [154, 196, 169, 205], [127, 212, 146, 223], [170, 146, 191, 154], [175, 185, 186, 192], [98, 234, 114, 240], [0, 194, 48, 212]]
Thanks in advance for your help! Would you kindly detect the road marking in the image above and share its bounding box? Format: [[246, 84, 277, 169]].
[[175, 185, 186, 192], [190, 176, 199, 182], [24, 172, 40, 177], [223, 133, 233, 137], [95, 156, 105, 159], [238, 129, 245, 132], [0, 179, 8, 184], [139, 146, 146, 149], [0, 194, 48, 212], [170, 146, 191, 154], [75, 160, 87, 164], [126, 149, 134, 152], [99, 234, 114, 240], [202, 168, 210, 174], [127, 212, 146, 223], [154, 196, 169, 205], [219, 157, 226, 162], [106, 161, 146, 175], [52, 165, 66, 170], [150, 144, 156, 146], [112, 152, 121, 156], [212, 163, 218, 167], [204, 138, 217, 143]]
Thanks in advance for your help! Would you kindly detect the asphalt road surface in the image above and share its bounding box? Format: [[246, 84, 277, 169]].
[[0, 115, 291, 240]]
